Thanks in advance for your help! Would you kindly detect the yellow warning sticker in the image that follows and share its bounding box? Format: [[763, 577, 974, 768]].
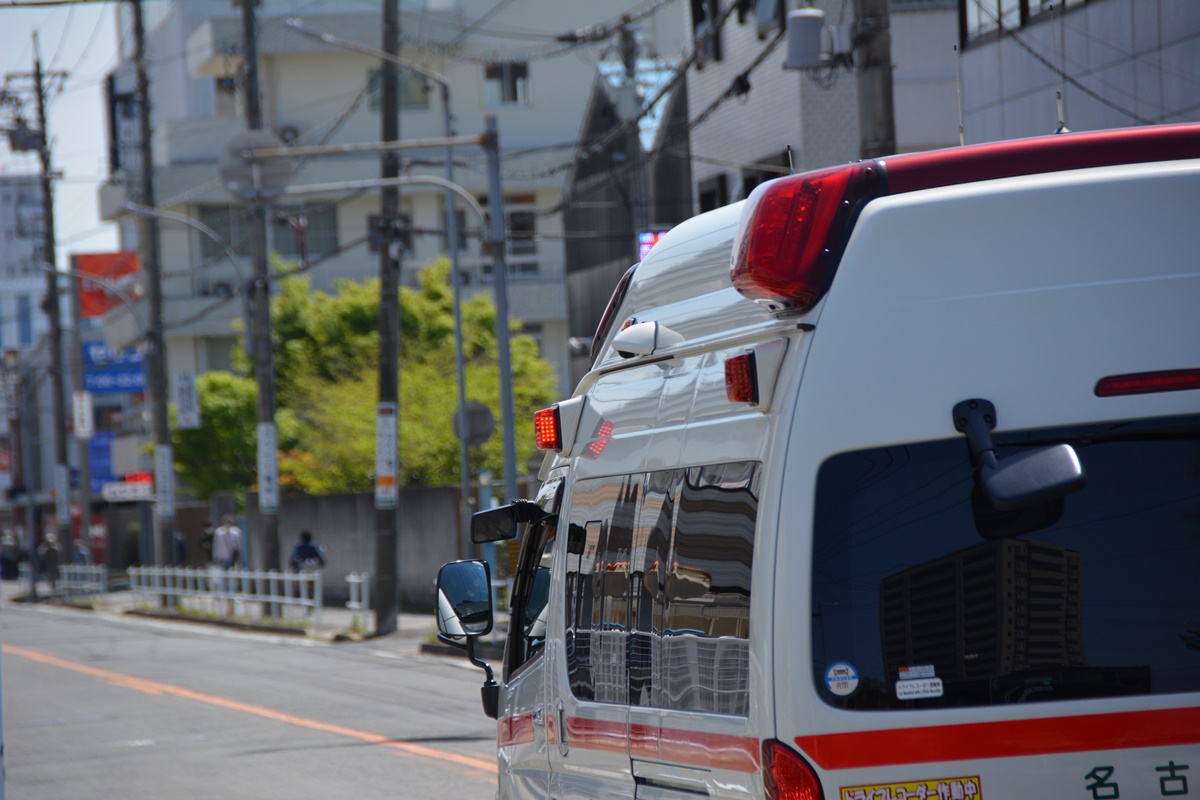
[[839, 775, 982, 800]]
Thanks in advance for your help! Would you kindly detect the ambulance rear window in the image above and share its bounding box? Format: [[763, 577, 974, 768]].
[[810, 414, 1200, 711]]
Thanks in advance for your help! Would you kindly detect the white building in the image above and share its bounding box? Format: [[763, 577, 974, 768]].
[[683, 0, 961, 212], [957, 0, 1200, 142], [0, 174, 50, 504], [96, 0, 686, 477]]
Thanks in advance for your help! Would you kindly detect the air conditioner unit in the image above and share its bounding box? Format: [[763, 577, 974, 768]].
[[212, 281, 234, 298]]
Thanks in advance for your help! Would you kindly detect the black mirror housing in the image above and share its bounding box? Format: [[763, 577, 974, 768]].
[[436, 560, 494, 638], [471, 499, 552, 543]]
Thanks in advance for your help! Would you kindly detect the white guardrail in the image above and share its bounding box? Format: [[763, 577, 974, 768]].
[[345, 571, 372, 632], [128, 566, 323, 628], [59, 564, 108, 598]]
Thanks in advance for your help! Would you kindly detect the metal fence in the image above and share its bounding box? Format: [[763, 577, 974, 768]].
[[345, 571, 372, 632], [128, 566, 323, 628], [59, 565, 108, 599]]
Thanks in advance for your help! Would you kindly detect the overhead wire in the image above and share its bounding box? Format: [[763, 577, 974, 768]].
[[970, 0, 1154, 125]]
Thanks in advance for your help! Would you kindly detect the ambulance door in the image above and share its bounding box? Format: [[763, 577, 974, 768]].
[[548, 473, 640, 799], [497, 477, 562, 800]]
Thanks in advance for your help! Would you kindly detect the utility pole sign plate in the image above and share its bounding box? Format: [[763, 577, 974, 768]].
[[154, 444, 174, 519], [175, 370, 200, 430], [375, 402, 398, 509], [257, 422, 279, 515]]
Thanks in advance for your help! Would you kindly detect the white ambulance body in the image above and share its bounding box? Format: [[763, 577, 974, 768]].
[[437, 124, 1200, 800]]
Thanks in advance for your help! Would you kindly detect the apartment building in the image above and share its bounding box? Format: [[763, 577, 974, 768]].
[[683, 0, 960, 213], [94, 0, 686, 477], [957, 0, 1200, 141], [0, 175, 51, 507]]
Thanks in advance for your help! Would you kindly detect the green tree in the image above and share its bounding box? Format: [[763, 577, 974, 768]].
[[283, 259, 557, 490], [177, 258, 557, 497], [172, 371, 256, 501]]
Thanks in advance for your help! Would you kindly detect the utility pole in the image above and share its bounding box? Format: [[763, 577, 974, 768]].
[[31, 34, 71, 550], [131, 0, 175, 566], [853, 0, 896, 159], [241, 0, 281, 570], [483, 117, 518, 506], [374, 0, 402, 635]]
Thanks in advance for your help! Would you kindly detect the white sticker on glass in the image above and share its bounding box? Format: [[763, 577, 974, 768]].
[[826, 662, 860, 697], [895, 677, 944, 700]]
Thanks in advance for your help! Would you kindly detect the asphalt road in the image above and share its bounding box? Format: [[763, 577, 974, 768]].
[[1, 597, 499, 799]]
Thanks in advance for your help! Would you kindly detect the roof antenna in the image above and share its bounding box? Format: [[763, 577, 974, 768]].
[[786, 144, 795, 174], [1051, 4, 1070, 133], [954, 44, 965, 146]]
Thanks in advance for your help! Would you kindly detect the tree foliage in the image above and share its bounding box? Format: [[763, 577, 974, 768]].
[[172, 259, 557, 499]]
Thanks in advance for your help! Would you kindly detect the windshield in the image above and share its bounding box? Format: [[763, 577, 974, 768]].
[[811, 414, 1200, 710]]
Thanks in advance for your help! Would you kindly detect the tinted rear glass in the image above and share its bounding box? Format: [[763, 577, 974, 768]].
[[811, 415, 1200, 710]]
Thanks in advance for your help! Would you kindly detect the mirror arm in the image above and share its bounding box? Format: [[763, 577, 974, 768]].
[[465, 637, 495, 684], [465, 638, 500, 719], [510, 499, 551, 524], [953, 398, 998, 466]]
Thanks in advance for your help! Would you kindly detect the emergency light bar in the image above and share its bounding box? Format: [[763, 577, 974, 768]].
[[731, 123, 1200, 312]]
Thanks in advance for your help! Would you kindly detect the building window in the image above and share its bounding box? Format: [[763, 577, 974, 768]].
[[214, 77, 239, 120], [17, 295, 33, 346], [741, 151, 790, 199], [439, 206, 468, 251], [961, 0, 1087, 47], [484, 63, 530, 106], [698, 174, 729, 212], [197, 204, 339, 261], [368, 68, 432, 111], [690, 0, 723, 64]]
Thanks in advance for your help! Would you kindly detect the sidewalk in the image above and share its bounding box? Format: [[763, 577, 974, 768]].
[[0, 576, 443, 650]]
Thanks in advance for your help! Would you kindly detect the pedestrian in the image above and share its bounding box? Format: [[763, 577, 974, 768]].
[[289, 530, 325, 573], [289, 530, 325, 605], [174, 530, 188, 566], [37, 532, 62, 593], [212, 515, 241, 570], [199, 519, 214, 560]]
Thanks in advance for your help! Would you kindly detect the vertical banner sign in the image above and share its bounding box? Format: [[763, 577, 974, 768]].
[[73, 390, 94, 440], [257, 422, 279, 515], [375, 402, 398, 509], [175, 370, 200, 430], [154, 444, 175, 520], [54, 464, 70, 526]]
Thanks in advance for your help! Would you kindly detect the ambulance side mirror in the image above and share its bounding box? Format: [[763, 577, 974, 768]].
[[436, 559, 493, 639], [435, 559, 501, 720], [471, 500, 549, 543], [612, 321, 684, 358]]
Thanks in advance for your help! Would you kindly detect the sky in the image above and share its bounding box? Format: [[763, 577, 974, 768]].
[[1, 1, 121, 268]]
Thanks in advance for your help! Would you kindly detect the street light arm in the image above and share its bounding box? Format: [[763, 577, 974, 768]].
[[38, 262, 146, 330], [286, 18, 450, 88], [122, 202, 246, 285], [281, 174, 495, 246]]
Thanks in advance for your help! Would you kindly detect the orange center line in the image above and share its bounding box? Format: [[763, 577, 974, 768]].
[[3, 643, 497, 779]]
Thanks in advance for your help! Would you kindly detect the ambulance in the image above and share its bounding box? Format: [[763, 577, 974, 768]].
[[436, 123, 1200, 800]]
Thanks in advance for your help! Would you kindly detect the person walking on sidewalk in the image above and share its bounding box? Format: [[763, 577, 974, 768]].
[[289, 530, 325, 604], [212, 515, 241, 570]]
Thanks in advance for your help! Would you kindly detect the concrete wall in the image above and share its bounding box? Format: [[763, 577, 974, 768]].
[[242, 487, 464, 609]]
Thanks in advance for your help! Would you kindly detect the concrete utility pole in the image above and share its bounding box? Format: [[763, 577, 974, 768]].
[[374, 0, 402, 635], [131, 0, 176, 566], [31, 34, 71, 550], [853, 0, 897, 159], [241, 0, 281, 570], [483, 117, 518, 506]]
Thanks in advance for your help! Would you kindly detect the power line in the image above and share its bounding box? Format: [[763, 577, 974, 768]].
[[971, 0, 1154, 125]]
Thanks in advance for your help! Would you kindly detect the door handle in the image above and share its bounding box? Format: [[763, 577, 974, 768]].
[[556, 700, 569, 757]]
